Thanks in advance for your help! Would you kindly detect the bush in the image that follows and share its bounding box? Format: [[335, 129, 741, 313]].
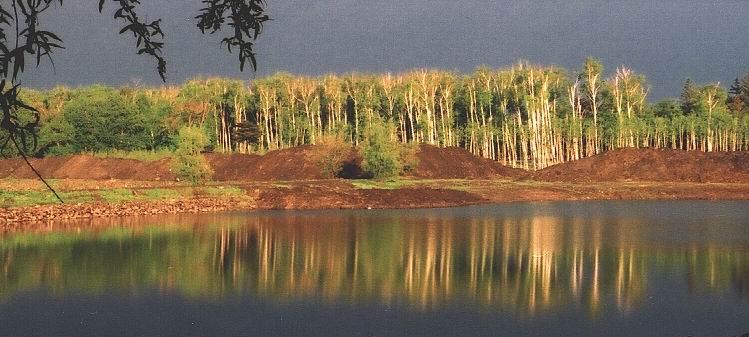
[[399, 143, 419, 174], [62, 86, 149, 152], [173, 126, 213, 184], [361, 120, 403, 179], [310, 132, 352, 178], [36, 114, 76, 156]]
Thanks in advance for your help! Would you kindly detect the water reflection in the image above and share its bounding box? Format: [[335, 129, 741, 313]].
[[1, 203, 748, 316]]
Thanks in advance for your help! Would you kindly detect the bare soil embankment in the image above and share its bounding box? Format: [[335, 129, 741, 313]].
[[1, 145, 749, 226], [533, 148, 749, 183], [2, 179, 748, 226], [0, 181, 487, 225], [0, 144, 527, 182], [0, 156, 175, 180], [210, 144, 527, 180], [0, 148, 325, 182], [1, 146, 748, 184], [207, 145, 328, 181], [411, 145, 528, 179]]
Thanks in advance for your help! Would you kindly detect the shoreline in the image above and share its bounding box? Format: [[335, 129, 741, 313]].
[[2, 179, 749, 227]]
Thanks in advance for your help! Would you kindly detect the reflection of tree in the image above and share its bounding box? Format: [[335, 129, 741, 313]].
[[734, 264, 749, 300], [1, 215, 748, 315], [684, 246, 749, 300]]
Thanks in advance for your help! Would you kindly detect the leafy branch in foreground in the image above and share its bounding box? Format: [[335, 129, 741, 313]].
[[100, 0, 167, 80], [196, 0, 270, 72], [0, 0, 268, 203]]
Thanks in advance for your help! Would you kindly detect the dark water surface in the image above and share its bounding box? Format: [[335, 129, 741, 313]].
[[1, 201, 749, 337]]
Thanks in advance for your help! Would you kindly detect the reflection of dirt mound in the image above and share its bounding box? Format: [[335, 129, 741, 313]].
[[0, 156, 175, 180], [534, 148, 749, 183], [409, 145, 527, 179]]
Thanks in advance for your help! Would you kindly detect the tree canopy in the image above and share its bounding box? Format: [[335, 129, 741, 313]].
[[17, 65, 749, 171]]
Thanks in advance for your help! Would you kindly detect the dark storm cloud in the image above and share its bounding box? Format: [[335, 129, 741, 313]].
[[21, 0, 749, 99]]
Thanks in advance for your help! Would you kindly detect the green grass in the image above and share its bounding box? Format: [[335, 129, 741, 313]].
[[89, 149, 173, 162], [142, 188, 183, 199], [0, 189, 95, 207], [350, 179, 414, 190], [270, 182, 294, 188], [0, 184, 249, 208], [98, 189, 137, 203], [201, 186, 244, 196]]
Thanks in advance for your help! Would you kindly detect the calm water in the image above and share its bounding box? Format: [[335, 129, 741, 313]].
[[1, 201, 749, 337]]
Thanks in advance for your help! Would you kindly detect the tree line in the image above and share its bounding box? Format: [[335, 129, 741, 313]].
[[7, 59, 749, 169]]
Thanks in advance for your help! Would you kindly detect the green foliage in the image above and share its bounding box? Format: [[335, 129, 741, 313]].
[[62, 86, 148, 152], [6, 65, 749, 169], [681, 78, 699, 115], [33, 86, 181, 157], [399, 142, 419, 174], [136, 93, 176, 150], [310, 130, 352, 178], [173, 126, 213, 185], [650, 99, 683, 119], [740, 73, 749, 108], [36, 113, 76, 156], [361, 119, 402, 179]]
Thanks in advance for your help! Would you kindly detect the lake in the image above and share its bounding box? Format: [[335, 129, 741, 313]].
[[1, 201, 748, 337]]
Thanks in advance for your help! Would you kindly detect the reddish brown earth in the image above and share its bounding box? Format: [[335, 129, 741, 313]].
[[411, 145, 528, 179], [533, 148, 749, 183], [0, 181, 487, 225], [252, 180, 486, 210], [0, 197, 252, 229], [2, 146, 749, 226], [1, 146, 748, 183], [2, 180, 748, 226], [0, 156, 175, 180], [207, 146, 328, 181], [0, 145, 526, 182]]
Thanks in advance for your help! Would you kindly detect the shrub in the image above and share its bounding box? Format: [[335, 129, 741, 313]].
[[310, 132, 352, 178], [36, 114, 76, 156], [361, 120, 402, 179], [62, 86, 149, 152], [173, 126, 213, 184], [399, 143, 419, 174]]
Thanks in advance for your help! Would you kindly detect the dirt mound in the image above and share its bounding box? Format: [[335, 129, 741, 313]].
[[0, 155, 175, 181], [205, 153, 261, 181], [208, 146, 326, 181], [6, 146, 743, 184], [409, 145, 527, 179], [0, 146, 328, 182], [534, 148, 749, 183]]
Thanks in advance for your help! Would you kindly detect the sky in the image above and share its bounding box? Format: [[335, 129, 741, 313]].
[[20, 0, 749, 100]]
